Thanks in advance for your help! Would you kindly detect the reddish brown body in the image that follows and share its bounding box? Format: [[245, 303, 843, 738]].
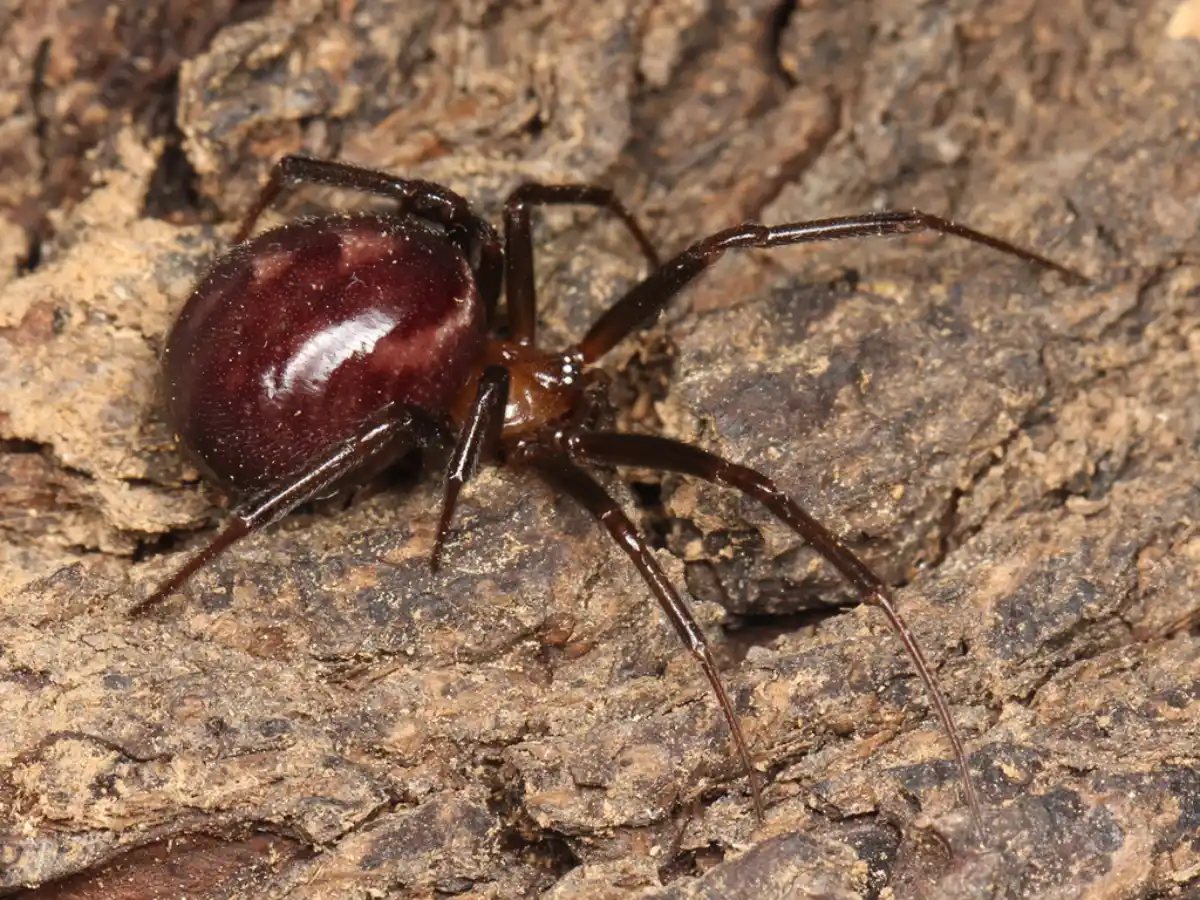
[[142, 153, 1085, 833], [163, 213, 486, 492]]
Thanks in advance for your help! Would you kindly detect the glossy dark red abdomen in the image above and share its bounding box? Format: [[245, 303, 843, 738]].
[[163, 212, 485, 493]]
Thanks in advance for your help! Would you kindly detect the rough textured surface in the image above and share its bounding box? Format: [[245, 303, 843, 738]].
[[1, 1, 1197, 897]]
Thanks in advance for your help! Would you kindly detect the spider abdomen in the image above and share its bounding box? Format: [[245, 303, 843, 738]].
[[163, 212, 485, 493]]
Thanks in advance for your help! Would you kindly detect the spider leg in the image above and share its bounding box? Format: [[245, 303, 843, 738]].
[[234, 155, 504, 319], [133, 407, 431, 616], [502, 183, 660, 346], [579, 209, 1089, 362], [431, 365, 510, 571], [567, 430, 986, 844], [529, 455, 765, 820]]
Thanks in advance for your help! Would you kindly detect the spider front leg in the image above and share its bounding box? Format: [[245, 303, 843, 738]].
[[501, 183, 660, 346], [578, 209, 1089, 362], [568, 431, 986, 843], [527, 454, 765, 820]]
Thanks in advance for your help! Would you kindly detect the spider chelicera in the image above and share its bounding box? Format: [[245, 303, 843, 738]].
[[137, 154, 1085, 834]]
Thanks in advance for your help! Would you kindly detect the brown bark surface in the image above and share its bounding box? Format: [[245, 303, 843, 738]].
[[1, 1, 1198, 897]]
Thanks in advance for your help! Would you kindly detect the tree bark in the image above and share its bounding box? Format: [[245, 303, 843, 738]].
[[0, 1, 1197, 897]]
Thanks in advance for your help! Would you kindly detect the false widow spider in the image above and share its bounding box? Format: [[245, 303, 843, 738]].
[[137, 154, 1085, 834]]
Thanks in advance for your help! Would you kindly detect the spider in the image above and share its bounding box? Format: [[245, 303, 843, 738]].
[[137, 154, 1085, 835]]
